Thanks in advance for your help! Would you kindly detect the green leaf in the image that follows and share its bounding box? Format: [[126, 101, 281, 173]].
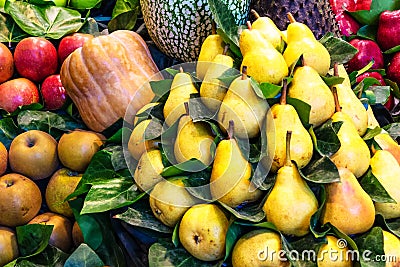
[[310, 120, 343, 157], [259, 82, 282, 99], [12, 246, 69, 267], [17, 110, 86, 140], [64, 243, 104, 267], [165, 68, 180, 77], [114, 202, 173, 234], [383, 123, 400, 139], [161, 159, 208, 177], [385, 78, 400, 99], [111, 0, 139, 18], [286, 97, 311, 127], [288, 234, 326, 267], [300, 156, 341, 184], [384, 44, 400, 54], [108, 9, 138, 32], [375, 214, 400, 238], [68, 0, 102, 9], [367, 86, 390, 105], [0, 117, 21, 149], [219, 201, 265, 222], [328, 224, 358, 250], [310, 185, 331, 237], [189, 96, 216, 122], [216, 28, 242, 59], [348, 0, 400, 25], [16, 224, 54, 257], [172, 222, 180, 247], [354, 227, 385, 267], [249, 77, 267, 99], [360, 169, 396, 203], [106, 127, 131, 144], [224, 219, 243, 261], [357, 24, 378, 41], [150, 79, 173, 98], [208, 0, 240, 47], [217, 69, 241, 87], [5, 1, 83, 39], [148, 239, 223, 267], [108, 146, 128, 171], [234, 221, 279, 232], [143, 118, 163, 140], [363, 126, 383, 140], [0, 13, 28, 42], [319, 32, 358, 65], [321, 75, 345, 87]]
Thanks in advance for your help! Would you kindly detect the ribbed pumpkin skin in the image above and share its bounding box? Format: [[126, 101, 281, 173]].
[[141, 0, 250, 62], [60, 30, 160, 132]]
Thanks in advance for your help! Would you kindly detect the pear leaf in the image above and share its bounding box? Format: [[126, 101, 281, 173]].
[[217, 69, 241, 87], [250, 77, 268, 99], [64, 244, 104, 267], [309, 121, 343, 157], [385, 79, 400, 99], [321, 76, 345, 87], [189, 96, 216, 122], [287, 234, 327, 266], [375, 214, 400, 238], [143, 118, 163, 140], [310, 185, 331, 238], [383, 123, 400, 139], [286, 97, 311, 127], [161, 159, 208, 177], [259, 82, 282, 99], [16, 224, 54, 257], [327, 224, 359, 251], [360, 169, 397, 203], [299, 156, 341, 184], [234, 221, 279, 232], [353, 227, 385, 267], [319, 32, 358, 65], [219, 201, 265, 222], [149, 79, 173, 98], [208, 0, 240, 46], [148, 239, 223, 267], [362, 126, 383, 140], [224, 219, 243, 261], [114, 202, 173, 234], [216, 28, 242, 59]]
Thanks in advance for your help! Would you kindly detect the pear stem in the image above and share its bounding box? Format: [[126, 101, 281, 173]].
[[183, 102, 189, 116], [285, 131, 292, 167], [332, 63, 342, 113], [287, 13, 296, 23], [227, 120, 234, 140], [5, 180, 13, 187], [280, 79, 288, 105], [251, 9, 260, 19], [246, 21, 252, 30], [241, 66, 248, 80], [223, 44, 230, 55], [179, 66, 184, 73], [211, 21, 216, 35]]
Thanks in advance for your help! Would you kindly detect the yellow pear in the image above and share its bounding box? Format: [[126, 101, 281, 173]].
[[250, 9, 284, 50], [317, 235, 353, 267], [288, 66, 335, 127], [367, 104, 380, 128], [283, 13, 331, 75], [240, 22, 288, 84], [127, 118, 160, 160], [331, 64, 368, 136], [218, 67, 268, 138], [382, 230, 400, 267], [179, 203, 229, 261], [149, 178, 199, 227], [321, 167, 375, 235], [200, 45, 234, 112], [210, 121, 263, 207], [265, 79, 313, 173], [196, 31, 225, 80], [329, 85, 371, 178], [374, 133, 400, 165], [263, 131, 318, 237], [133, 149, 164, 191], [174, 103, 215, 166], [163, 68, 198, 126], [231, 229, 289, 267], [371, 150, 400, 219]]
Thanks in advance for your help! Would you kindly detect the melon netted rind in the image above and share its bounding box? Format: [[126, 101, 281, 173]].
[[140, 0, 251, 62], [250, 0, 341, 40]]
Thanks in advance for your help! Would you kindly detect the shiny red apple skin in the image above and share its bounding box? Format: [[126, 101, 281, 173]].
[[58, 33, 93, 64], [387, 52, 400, 85], [0, 78, 40, 113], [0, 43, 14, 84], [354, 0, 371, 11], [336, 12, 360, 37], [377, 10, 400, 52], [347, 39, 384, 73], [14, 37, 58, 83], [41, 74, 68, 110], [329, 0, 356, 14]]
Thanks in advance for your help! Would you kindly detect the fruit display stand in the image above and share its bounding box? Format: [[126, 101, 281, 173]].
[[1, 0, 400, 266]]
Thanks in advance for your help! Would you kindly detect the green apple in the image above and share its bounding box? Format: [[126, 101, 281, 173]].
[[9, 130, 59, 180]]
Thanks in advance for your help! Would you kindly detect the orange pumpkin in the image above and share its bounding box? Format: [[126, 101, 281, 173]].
[[60, 30, 161, 132]]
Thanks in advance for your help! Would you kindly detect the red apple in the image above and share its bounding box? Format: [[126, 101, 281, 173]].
[[329, 0, 356, 15], [387, 52, 400, 85], [41, 74, 68, 110], [377, 10, 400, 52], [347, 39, 384, 73], [354, 0, 371, 11], [0, 43, 14, 84], [14, 37, 58, 82], [336, 12, 360, 37], [0, 78, 40, 113], [58, 33, 93, 64]]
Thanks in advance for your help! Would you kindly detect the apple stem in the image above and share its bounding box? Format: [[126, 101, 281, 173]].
[[246, 21, 252, 30], [228, 120, 234, 140], [280, 79, 288, 105], [285, 131, 293, 167], [287, 13, 296, 23], [251, 9, 260, 19], [5, 180, 13, 187], [242, 66, 248, 80], [223, 44, 230, 55], [184, 102, 189, 116]]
